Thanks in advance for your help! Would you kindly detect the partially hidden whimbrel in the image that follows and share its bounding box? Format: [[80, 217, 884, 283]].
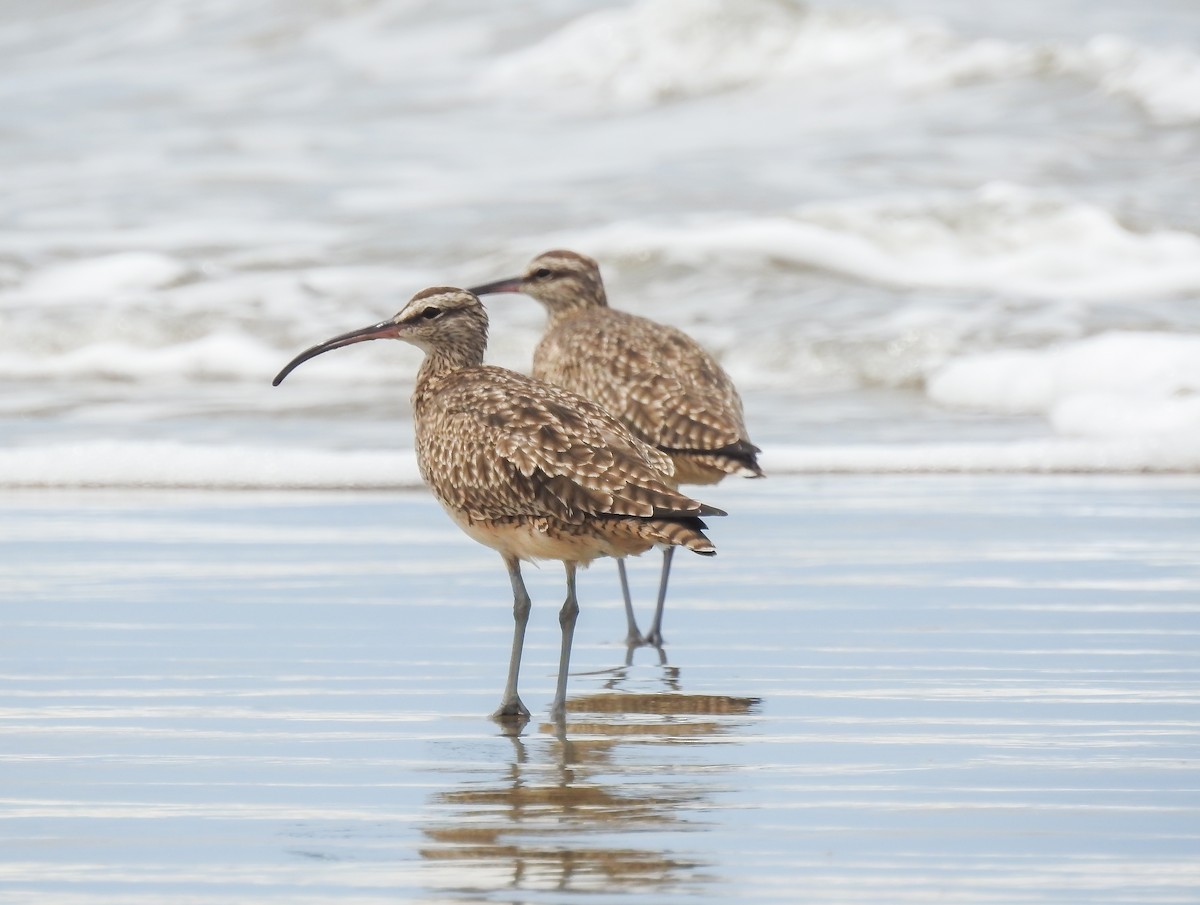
[[470, 250, 762, 648], [272, 287, 725, 722]]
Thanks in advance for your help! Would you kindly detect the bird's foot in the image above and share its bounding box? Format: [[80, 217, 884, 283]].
[[623, 633, 668, 666], [549, 697, 567, 726], [644, 628, 665, 649], [491, 696, 531, 723]]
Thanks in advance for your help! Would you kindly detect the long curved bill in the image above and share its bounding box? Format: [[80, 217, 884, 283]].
[[467, 276, 524, 296], [272, 318, 400, 386]]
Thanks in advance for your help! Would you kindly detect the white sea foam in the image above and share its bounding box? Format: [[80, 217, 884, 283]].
[[1051, 393, 1200, 442], [484, 0, 1200, 123], [1060, 35, 1200, 126], [929, 332, 1200, 416], [484, 0, 969, 109], [575, 183, 1200, 300], [0, 218, 341, 259], [766, 436, 1200, 473], [928, 332, 1200, 457], [18, 252, 190, 301], [0, 440, 422, 490], [0, 261, 438, 383], [0, 332, 288, 383], [2, 433, 1194, 490], [487, 0, 935, 107], [5, 186, 1192, 408]]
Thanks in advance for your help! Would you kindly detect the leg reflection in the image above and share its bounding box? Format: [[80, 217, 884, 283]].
[[419, 694, 759, 895]]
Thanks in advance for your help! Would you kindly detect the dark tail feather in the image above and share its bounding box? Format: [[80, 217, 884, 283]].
[[661, 440, 765, 480], [719, 440, 764, 478], [651, 516, 716, 555]]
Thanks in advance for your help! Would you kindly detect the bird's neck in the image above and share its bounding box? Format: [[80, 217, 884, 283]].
[[413, 344, 483, 402], [546, 294, 607, 329], [419, 343, 482, 379]]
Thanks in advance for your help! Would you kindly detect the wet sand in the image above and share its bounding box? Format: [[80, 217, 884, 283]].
[[2, 475, 1199, 903]]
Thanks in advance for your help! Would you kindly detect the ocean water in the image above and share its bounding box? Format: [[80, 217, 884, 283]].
[[2, 476, 1199, 903], [1, 0, 1199, 487]]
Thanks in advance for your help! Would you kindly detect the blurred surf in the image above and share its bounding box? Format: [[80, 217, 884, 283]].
[[1, 0, 1197, 485]]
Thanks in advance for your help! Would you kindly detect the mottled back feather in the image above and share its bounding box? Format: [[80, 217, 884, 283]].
[[533, 308, 761, 473], [414, 365, 716, 529]]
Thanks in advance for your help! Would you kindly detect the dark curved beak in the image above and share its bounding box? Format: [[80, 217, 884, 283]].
[[272, 318, 400, 386], [467, 276, 525, 296]]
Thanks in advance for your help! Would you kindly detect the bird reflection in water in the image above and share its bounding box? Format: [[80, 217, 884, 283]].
[[419, 687, 759, 895]]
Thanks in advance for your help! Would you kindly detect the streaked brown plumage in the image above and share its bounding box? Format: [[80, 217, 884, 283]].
[[470, 250, 762, 647], [272, 286, 723, 722]]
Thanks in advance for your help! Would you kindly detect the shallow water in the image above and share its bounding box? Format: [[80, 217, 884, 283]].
[[3, 475, 1198, 903]]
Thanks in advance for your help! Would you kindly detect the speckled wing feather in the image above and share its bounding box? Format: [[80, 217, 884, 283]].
[[413, 366, 714, 526], [533, 309, 753, 457]]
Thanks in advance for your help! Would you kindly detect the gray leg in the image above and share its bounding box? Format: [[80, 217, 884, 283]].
[[617, 558, 646, 647], [493, 554, 532, 721], [644, 546, 675, 648], [550, 561, 580, 722]]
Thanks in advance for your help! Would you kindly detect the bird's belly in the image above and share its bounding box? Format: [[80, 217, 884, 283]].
[[446, 509, 652, 565]]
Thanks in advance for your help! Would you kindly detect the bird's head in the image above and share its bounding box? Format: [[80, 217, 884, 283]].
[[469, 249, 607, 314], [272, 287, 488, 386]]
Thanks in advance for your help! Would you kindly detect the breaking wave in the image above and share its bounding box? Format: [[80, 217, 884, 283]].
[[485, 0, 1200, 123], [574, 183, 1200, 300]]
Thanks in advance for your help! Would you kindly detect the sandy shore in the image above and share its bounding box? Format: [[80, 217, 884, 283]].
[[1, 474, 1198, 903]]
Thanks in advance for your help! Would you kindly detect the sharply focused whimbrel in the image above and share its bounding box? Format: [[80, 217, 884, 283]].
[[272, 287, 725, 721], [471, 250, 762, 648]]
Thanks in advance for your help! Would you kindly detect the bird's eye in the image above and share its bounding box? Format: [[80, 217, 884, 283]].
[[419, 306, 442, 320], [532, 268, 553, 281]]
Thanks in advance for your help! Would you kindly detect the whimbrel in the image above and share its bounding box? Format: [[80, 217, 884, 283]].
[[272, 287, 725, 722], [471, 250, 762, 648]]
